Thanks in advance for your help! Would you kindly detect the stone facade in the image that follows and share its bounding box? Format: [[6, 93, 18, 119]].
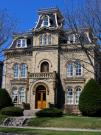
[[2, 8, 100, 114]]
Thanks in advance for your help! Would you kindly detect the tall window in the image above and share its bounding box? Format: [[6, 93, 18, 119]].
[[12, 87, 18, 103], [43, 34, 47, 45], [20, 64, 27, 78], [16, 39, 27, 48], [39, 35, 43, 45], [41, 61, 49, 72], [19, 87, 25, 103], [66, 87, 73, 105], [76, 62, 82, 76], [13, 64, 19, 78], [75, 87, 81, 104], [66, 87, 81, 105], [67, 63, 73, 77], [48, 34, 51, 44], [67, 61, 82, 77]]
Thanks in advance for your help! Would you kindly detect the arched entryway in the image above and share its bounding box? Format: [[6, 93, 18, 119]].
[[35, 85, 46, 109], [40, 61, 49, 72]]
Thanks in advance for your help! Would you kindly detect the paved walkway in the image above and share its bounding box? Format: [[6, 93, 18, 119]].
[[1, 125, 101, 133]]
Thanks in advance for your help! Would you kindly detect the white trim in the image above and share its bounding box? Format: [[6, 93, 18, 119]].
[[35, 15, 42, 29], [16, 39, 27, 48], [54, 13, 58, 27]]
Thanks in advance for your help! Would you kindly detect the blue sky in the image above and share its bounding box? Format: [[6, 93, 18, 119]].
[[0, 0, 84, 32]]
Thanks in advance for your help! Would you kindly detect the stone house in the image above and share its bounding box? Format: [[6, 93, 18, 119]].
[[2, 8, 100, 114]]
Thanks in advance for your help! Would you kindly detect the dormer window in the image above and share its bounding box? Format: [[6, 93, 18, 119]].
[[41, 16, 50, 27], [16, 39, 27, 48], [67, 34, 75, 44]]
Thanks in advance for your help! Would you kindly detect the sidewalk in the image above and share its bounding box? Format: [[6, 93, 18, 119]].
[[1, 125, 101, 132]]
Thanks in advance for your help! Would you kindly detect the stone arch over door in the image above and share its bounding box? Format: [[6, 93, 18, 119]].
[[33, 82, 49, 109]]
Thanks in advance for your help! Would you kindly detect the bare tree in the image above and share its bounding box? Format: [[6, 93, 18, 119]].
[[63, 0, 101, 80], [0, 9, 16, 57]]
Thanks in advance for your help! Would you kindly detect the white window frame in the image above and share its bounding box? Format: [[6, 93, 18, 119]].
[[75, 62, 82, 76], [16, 39, 27, 48], [66, 87, 74, 105], [18, 87, 25, 103], [13, 64, 19, 79], [20, 64, 27, 78], [48, 34, 52, 45], [67, 63, 73, 77], [41, 15, 50, 27], [67, 34, 75, 44], [12, 87, 18, 103], [75, 87, 81, 105]]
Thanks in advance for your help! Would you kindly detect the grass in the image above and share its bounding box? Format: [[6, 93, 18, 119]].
[[27, 115, 101, 129], [0, 127, 101, 135]]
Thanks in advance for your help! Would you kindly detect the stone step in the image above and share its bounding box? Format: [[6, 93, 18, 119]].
[[23, 109, 41, 116]]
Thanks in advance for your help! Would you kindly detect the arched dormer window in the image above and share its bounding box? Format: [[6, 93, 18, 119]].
[[13, 64, 19, 78], [42, 16, 49, 27], [40, 61, 49, 72]]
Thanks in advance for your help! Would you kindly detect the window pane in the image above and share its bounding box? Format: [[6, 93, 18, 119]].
[[76, 62, 81, 76], [19, 87, 25, 103], [40, 35, 42, 45], [21, 64, 27, 78], [12, 88, 18, 103], [48, 34, 51, 44], [13, 64, 19, 78], [43, 17, 48, 26], [66, 87, 73, 104], [75, 87, 81, 104], [67, 63, 73, 77], [43, 34, 47, 45]]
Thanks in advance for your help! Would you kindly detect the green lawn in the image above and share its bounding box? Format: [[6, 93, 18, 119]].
[[27, 115, 101, 129], [0, 127, 101, 135]]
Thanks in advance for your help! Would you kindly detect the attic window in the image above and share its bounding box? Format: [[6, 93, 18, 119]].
[[16, 39, 27, 48], [41, 16, 49, 27], [67, 34, 75, 44]]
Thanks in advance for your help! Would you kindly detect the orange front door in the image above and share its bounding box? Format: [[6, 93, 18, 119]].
[[36, 90, 46, 109]]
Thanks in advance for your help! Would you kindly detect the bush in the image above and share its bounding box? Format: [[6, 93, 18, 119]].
[[1, 107, 23, 116], [0, 89, 13, 110], [79, 79, 101, 117], [22, 102, 30, 110], [36, 108, 63, 117]]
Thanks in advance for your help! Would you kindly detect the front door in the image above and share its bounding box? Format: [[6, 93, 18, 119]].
[[35, 85, 46, 109]]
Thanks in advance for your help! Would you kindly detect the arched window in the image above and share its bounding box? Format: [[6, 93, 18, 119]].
[[75, 87, 81, 104], [13, 64, 19, 78], [20, 64, 27, 78], [42, 17, 48, 27], [66, 87, 73, 104], [67, 63, 73, 77], [48, 34, 51, 44], [40, 61, 49, 72], [12, 87, 18, 103], [19, 87, 25, 103], [75, 62, 82, 76]]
